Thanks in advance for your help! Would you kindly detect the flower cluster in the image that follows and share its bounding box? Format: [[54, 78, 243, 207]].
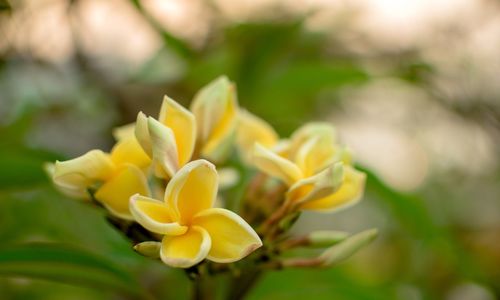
[[48, 76, 375, 271]]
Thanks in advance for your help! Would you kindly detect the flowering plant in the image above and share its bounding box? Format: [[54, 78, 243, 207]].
[[47, 76, 376, 299]]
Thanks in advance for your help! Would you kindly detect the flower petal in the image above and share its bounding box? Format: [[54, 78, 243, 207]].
[[135, 112, 153, 157], [293, 136, 337, 177], [192, 208, 262, 263], [130, 194, 187, 235], [94, 164, 151, 220], [288, 122, 336, 160], [148, 117, 180, 178], [110, 136, 150, 169], [190, 76, 232, 143], [160, 226, 211, 268], [252, 143, 303, 186], [190, 76, 238, 160], [53, 150, 115, 190], [45, 163, 89, 199], [164, 160, 218, 223], [236, 110, 278, 163], [300, 166, 366, 212], [287, 162, 344, 205], [159, 96, 196, 166]]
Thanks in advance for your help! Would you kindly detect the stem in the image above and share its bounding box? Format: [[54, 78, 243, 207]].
[[191, 274, 215, 300], [226, 269, 262, 300]]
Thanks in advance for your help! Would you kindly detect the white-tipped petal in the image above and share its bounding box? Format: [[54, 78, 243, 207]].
[[287, 162, 344, 205], [159, 96, 196, 166], [190, 76, 238, 161], [300, 166, 366, 213], [252, 143, 302, 186], [135, 112, 153, 157], [130, 194, 187, 235], [53, 150, 115, 190], [148, 117, 180, 178]]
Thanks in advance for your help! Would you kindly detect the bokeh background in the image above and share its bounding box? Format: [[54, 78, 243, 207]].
[[1, 0, 499, 299]]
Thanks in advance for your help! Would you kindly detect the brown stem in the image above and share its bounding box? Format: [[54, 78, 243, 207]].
[[278, 236, 310, 251], [226, 269, 262, 300]]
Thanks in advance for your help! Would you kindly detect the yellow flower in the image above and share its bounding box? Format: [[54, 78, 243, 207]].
[[50, 136, 151, 219], [135, 76, 238, 177], [135, 97, 196, 178], [191, 76, 238, 161], [130, 160, 262, 268], [252, 123, 366, 213]]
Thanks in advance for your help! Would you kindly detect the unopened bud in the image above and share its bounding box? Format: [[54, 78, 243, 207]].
[[133, 241, 161, 259], [319, 229, 378, 267], [308, 230, 349, 248]]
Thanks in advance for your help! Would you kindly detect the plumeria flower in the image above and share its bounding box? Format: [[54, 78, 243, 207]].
[[135, 76, 238, 178], [130, 159, 262, 268], [49, 135, 151, 219], [251, 122, 366, 212]]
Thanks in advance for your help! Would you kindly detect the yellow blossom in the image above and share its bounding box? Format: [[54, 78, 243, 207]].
[[134, 76, 238, 177], [190, 76, 238, 161], [130, 159, 262, 268], [252, 122, 366, 212], [135, 97, 196, 178], [50, 136, 151, 219]]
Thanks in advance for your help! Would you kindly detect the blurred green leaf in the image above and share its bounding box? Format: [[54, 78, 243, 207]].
[[0, 243, 145, 297], [0, 0, 10, 11]]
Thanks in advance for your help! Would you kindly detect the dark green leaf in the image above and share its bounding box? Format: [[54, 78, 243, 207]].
[[0, 243, 145, 297]]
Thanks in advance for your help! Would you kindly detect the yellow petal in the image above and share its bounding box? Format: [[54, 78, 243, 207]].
[[160, 226, 211, 268], [159, 96, 196, 166], [236, 110, 278, 163], [94, 164, 150, 220], [190, 76, 238, 160], [190, 76, 232, 143], [45, 163, 89, 199], [110, 136, 150, 169], [252, 143, 303, 186], [192, 208, 262, 263], [288, 122, 336, 160], [287, 162, 344, 205], [293, 136, 337, 177], [135, 112, 153, 157], [53, 150, 115, 190], [112, 122, 135, 141], [130, 194, 187, 235], [148, 117, 180, 178], [164, 160, 218, 224], [300, 166, 366, 212]]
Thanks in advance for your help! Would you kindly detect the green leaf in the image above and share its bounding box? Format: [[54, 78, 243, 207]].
[[0, 243, 145, 297]]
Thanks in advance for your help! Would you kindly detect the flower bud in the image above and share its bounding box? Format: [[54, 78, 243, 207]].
[[133, 241, 161, 259], [318, 229, 378, 267], [307, 230, 349, 248]]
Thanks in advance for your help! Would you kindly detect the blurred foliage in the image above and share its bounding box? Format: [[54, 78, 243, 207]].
[[0, 0, 499, 299]]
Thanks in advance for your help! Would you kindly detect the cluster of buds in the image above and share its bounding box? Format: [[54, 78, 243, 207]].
[[47, 76, 376, 275]]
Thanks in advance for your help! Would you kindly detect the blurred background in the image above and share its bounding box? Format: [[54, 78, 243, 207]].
[[0, 0, 499, 299]]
